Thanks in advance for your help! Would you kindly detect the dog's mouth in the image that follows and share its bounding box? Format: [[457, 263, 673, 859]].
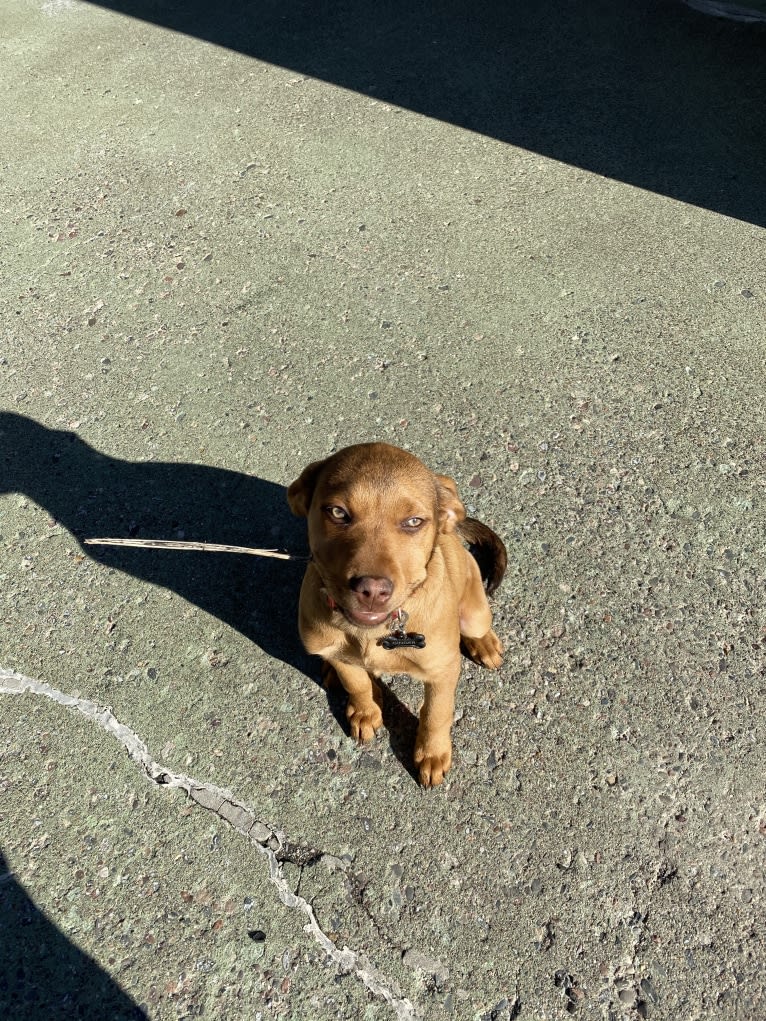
[[341, 606, 392, 628], [320, 588, 394, 629]]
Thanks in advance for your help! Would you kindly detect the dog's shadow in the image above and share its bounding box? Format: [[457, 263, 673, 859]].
[[323, 672, 422, 784], [378, 679, 421, 783], [0, 411, 311, 669], [0, 412, 422, 779]]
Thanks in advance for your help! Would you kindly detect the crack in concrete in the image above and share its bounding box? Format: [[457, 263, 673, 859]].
[[0, 667, 417, 1021]]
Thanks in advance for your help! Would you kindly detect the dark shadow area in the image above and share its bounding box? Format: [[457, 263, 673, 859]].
[[378, 679, 422, 784], [0, 851, 148, 1020], [0, 411, 310, 674], [83, 0, 766, 225]]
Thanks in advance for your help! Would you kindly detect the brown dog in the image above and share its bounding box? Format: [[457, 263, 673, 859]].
[[287, 442, 506, 787]]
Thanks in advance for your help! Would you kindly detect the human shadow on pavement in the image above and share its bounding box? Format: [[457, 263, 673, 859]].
[[0, 850, 148, 1020], [0, 412, 423, 777], [80, 0, 766, 226]]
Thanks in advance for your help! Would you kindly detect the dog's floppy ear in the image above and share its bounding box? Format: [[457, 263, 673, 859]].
[[287, 458, 327, 517], [435, 474, 466, 533]]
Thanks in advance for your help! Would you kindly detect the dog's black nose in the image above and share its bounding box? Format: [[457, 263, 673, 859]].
[[349, 575, 393, 607]]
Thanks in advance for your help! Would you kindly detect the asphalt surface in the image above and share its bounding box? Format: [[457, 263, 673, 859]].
[[2, 2, 765, 1019]]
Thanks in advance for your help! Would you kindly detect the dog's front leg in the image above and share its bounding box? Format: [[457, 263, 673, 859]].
[[414, 660, 461, 788], [325, 659, 383, 743]]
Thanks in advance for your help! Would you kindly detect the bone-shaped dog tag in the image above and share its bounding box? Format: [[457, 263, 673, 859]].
[[379, 609, 425, 649], [380, 632, 426, 650]]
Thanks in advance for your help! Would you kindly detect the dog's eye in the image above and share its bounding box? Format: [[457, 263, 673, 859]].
[[325, 505, 351, 523], [402, 516, 424, 530]]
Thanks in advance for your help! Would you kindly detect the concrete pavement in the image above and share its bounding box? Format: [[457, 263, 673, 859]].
[[2, 1, 765, 1018]]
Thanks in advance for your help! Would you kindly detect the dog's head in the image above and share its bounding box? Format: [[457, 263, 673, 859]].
[[287, 443, 465, 627]]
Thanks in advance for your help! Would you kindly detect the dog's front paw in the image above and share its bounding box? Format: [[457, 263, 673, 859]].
[[346, 699, 383, 743], [462, 629, 503, 670], [414, 738, 452, 788]]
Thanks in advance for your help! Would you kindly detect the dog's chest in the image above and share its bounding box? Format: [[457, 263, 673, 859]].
[[338, 631, 427, 679]]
